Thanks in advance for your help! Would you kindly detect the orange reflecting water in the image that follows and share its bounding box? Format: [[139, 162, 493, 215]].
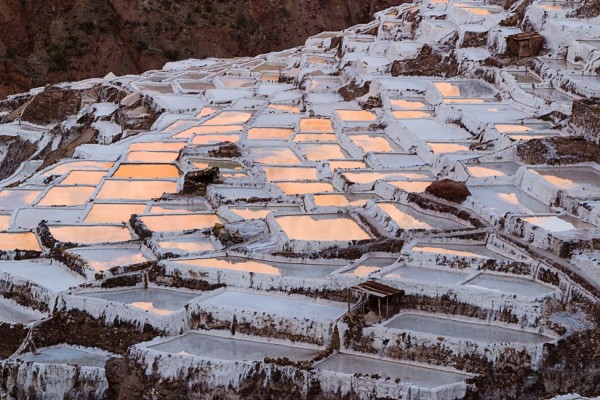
[[299, 118, 334, 133], [140, 214, 221, 232], [49, 225, 132, 244], [268, 104, 301, 113], [435, 82, 461, 97], [196, 107, 219, 118], [127, 151, 180, 163], [174, 125, 243, 139], [523, 216, 578, 232], [38, 186, 96, 207], [344, 172, 396, 184], [468, 166, 506, 178], [379, 203, 434, 229], [203, 111, 252, 126], [496, 124, 533, 133], [329, 160, 367, 170], [412, 245, 483, 258], [389, 181, 431, 193], [429, 143, 470, 154], [300, 144, 346, 161], [96, 180, 177, 200], [129, 302, 174, 315], [230, 208, 272, 219], [350, 135, 395, 152], [0, 232, 41, 251], [129, 142, 186, 152], [391, 99, 426, 110], [61, 171, 106, 185], [275, 215, 371, 241], [0, 190, 41, 210], [251, 148, 301, 165], [158, 239, 220, 253], [191, 134, 239, 145], [351, 265, 381, 277], [0, 215, 10, 230], [263, 166, 318, 181], [392, 110, 431, 119], [85, 203, 147, 223], [247, 128, 292, 140], [276, 182, 334, 195], [113, 164, 180, 179], [336, 110, 377, 122], [42, 161, 113, 176], [173, 257, 281, 275], [293, 133, 337, 142], [313, 194, 370, 207]]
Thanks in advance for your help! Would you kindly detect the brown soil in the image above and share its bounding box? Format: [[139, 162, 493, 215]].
[[0, 0, 408, 98], [425, 179, 472, 204], [0, 135, 37, 180], [516, 136, 600, 165], [391, 44, 459, 78], [31, 309, 163, 355]]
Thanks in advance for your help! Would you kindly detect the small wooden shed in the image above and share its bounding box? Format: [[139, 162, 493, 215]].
[[507, 32, 545, 58], [349, 281, 404, 319]]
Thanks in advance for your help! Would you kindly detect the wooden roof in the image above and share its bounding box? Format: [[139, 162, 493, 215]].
[[351, 281, 403, 298]]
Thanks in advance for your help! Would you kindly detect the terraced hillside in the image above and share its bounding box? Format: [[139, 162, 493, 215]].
[[0, 0, 599, 399]]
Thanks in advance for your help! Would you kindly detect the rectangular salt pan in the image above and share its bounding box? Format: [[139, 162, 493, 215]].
[[199, 289, 346, 320], [18, 346, 112, 368], [316, 354, 468, 388], [150, 332, 320, 361], [386, 313, 550, 344], [76, 288, 201, 315], [465, 274, 556, 298], [386, 265, 468, 285]]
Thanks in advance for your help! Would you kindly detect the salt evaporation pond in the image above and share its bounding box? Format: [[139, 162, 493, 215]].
[[386, 313, 551, 344], [313, 193, 380, 207], [378, 203, 467, 230], [466, 162, 521, 177], [523, 216, 594, 232], [469, 185, 550, 214], [262, 166, 318, 181], [112, 164, 180, 179], [0, 260, 84, 291], [250, 147, 301, 165], [410, 244, 509, 259], [157, 236, 223, 254], [96, 180, 177, 200], [68, 247, 150, 272], [0, 190, 42, 210], [198, 289, 346, 320], [275, 214, 371, 241], [0, 300, 40, 324], [18, 346, 113, 367], [49, 225, 132, 245], [61, 170, 107, 185], [465, 274, 556, 297], [150, 332, 320, 361], [346, 257, 397, 277], [140, 214, 221, 233], [531, 167, 600, 191], [76, 288, 201, 315], [173, 257, 340, 278], [316, 354, 469, 388], [85, 203, 147, 224], [0, 232, 41, 251], [385, 265, 469, 285], [37, 186, 96, 207]]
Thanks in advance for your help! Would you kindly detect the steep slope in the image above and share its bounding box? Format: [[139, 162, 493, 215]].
[[0, 0, 403, 97]]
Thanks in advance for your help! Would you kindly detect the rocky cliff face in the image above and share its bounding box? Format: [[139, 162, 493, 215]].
[[0, 0, 403, 97]]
